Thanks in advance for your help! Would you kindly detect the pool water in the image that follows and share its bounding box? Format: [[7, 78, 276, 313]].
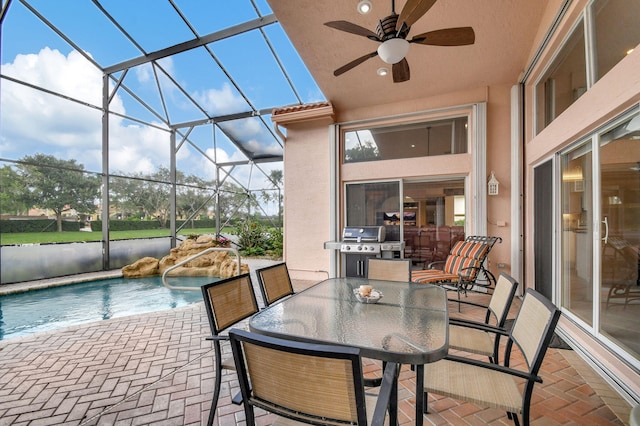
[[0, 276, 215, 341]]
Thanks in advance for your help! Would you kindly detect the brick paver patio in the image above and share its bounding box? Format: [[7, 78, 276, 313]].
[[0, 274, 633, 425]]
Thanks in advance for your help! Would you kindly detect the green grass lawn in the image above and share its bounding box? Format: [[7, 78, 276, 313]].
[[0, 228, 229, 245]]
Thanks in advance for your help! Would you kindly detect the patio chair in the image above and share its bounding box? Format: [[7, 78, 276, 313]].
[[448, 272, 519, 363], [229, 328, 399, 426], [367, 258, 411, 282], [200, 273, 259, 426], [411, 235, 502, 309], [255, 262, 295, 307], [423, 288, 561, 426]]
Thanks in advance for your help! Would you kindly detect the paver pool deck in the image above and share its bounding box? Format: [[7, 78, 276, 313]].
[[0, 262, 633, 425]]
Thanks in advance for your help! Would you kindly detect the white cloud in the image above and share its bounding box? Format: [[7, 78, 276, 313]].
[[194, 83, 247, 115], [0, 47, 281, 194]]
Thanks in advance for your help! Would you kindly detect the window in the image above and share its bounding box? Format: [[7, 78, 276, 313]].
[[343, 117, 468, 163], [592, 0, 640, 82], [536, 19, 586, 133], [535, 0, 640, 133]]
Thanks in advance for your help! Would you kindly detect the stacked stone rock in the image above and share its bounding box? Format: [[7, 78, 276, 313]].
[[122, 235, 248, 278]]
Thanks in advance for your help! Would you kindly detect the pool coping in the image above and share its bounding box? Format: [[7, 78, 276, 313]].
[[0, 270, 124, 295]]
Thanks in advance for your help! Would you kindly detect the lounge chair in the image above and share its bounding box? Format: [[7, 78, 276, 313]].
[[411, 235, 502, 308]]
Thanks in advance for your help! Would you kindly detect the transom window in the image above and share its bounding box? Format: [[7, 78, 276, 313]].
[[342, 117, 468, 163]]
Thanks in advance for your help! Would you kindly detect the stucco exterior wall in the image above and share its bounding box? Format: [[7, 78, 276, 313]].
[[282, 119, 334, 281], [281, 83, 517, 283]]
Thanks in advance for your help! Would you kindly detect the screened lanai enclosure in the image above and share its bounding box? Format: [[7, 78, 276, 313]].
[[0, 0, 324, 283]]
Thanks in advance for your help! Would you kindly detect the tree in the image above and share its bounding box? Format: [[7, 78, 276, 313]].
[[260, 169, 283, 225], [344, 140, 379, 162], [176, 175, 213, 227], [17, 154, 101, 231], [0, 164, 29, 215]]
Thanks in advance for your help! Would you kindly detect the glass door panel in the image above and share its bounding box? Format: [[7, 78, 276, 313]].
[[599, 117, 640, 360], [561, 142, 593, 325]]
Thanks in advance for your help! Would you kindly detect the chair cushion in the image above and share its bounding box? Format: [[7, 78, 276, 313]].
[[423, 359, 523, 413], [411, 269, 460, 284], [450, 241, 489, 259]]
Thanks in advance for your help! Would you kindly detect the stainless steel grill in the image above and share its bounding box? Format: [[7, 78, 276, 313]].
[[324, 226, 405, 277]]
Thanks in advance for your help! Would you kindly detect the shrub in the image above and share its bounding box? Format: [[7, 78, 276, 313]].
[[234, 220, 282, 258]]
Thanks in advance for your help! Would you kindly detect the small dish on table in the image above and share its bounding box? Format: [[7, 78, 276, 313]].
[[353, 286, 383, 303]]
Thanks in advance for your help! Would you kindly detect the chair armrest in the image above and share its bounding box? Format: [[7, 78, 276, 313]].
[[444, 354, 543, 383], [426, 260, 445, 270], [371, 362, 400, 426], [205, 335, 230, 342], [449, 318, 509, 336]]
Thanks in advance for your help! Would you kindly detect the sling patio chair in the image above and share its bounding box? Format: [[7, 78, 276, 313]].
[[411, 235, 502, 309], [367, 258, 412, 282], [200, 273, 259, 426], [423, 288, 561, 426], [364, 258, 412, 387], [255, 262, 295, 307], [448, 272, 519, 363], [229, 328, 399, 426]]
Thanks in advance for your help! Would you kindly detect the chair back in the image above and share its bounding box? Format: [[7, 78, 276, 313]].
[[486, 273, 519, 326], [229, 329, 369, 425], [442, 240, 487, 275], [367, 258, 411, 282], [508, 289, 561, 374], [255, 262, 294, 307], [201, 273, 259, 335]]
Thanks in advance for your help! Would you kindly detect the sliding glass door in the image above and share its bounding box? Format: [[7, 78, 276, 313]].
[[560, 112, 640, 364], [598, 117, 640, 359]]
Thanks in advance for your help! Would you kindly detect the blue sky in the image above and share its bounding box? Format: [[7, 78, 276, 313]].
[[0, 0, 324, 191]]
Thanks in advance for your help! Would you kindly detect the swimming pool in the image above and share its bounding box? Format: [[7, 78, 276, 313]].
[[0, 276, 215, 341]]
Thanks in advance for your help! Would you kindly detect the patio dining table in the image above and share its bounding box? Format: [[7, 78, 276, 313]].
[[249, 276, 449, 426]]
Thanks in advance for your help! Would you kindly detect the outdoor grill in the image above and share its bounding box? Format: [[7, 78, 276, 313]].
[[324, 226, 405, 277]]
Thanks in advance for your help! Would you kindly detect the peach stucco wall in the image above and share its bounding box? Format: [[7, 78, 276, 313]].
[[282, 83, 516, 283], [282, 119, 334, 281]]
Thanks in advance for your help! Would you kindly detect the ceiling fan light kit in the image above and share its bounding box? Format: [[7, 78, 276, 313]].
[[378, 38, 410, 64], [325, 0, 475, 83]]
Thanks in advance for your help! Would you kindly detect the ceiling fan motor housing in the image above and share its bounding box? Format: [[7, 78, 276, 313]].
[[376, 14, 410, 40]]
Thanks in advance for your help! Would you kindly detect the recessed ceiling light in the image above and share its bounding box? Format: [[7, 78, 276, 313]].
[[377, 67, 389, 76], [627, 48, 635, 55], [357, 0, 372, 14]]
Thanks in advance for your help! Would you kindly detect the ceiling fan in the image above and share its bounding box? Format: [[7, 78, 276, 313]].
[[324, 0, 475, 83]]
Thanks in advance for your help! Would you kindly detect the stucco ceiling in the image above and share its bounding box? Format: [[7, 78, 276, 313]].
[[268, 0, 551, 113]]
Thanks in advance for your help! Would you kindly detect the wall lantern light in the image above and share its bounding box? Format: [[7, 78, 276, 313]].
[[488, 171, 499, 195]]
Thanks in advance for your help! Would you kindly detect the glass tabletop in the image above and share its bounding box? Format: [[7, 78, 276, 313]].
[[249, 277, 449, 365]]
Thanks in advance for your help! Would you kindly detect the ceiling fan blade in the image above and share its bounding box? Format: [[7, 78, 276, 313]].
[[324, 21, 380, 41], [392, 58, 410, 83], [334, 51, 379, 76], [396, 0, 438, 31], [411, 27, 475, 46]]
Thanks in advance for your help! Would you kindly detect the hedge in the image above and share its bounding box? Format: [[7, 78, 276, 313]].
[[0, 218, 218, 233], [0, 219, 81, 233]]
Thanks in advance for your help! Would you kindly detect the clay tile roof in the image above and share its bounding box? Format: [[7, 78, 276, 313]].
[[272, 101, 334, 125]]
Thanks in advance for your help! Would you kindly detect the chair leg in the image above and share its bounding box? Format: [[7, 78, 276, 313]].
[[207, 345, 224, 426]]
